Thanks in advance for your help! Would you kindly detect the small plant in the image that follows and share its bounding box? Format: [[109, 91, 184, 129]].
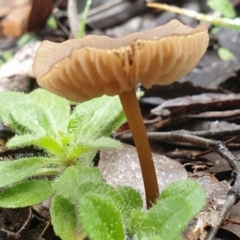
[[0, 89, 206, 239], [0, 88, 125, 206]]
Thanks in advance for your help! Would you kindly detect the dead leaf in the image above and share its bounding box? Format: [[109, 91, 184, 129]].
[[0, 0, 53, 37], [183, 172, 230, 240], [220, 203, 240, 238], [151, 93, 240, 117]]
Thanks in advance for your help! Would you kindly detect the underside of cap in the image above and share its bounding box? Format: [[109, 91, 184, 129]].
[[33, 19, 209, 102]]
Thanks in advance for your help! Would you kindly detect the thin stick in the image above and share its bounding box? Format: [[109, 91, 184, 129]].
[[147, 3, 240, 31], [119, 89, 159, 208]]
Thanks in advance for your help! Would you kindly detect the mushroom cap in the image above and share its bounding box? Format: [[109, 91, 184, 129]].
[[33, 19, 209, 102]]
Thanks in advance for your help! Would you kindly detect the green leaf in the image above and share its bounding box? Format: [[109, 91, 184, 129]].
[[77, 182, 124, 209], [117, 186, 143, 233], [78, 136, 121, 149], [207, 0, 236, 18], [30, 89, 70, 133], [7, 133, 43, 148], [0, 180, 53, 208], [159, 179, 206, 214], [0, 50, 13, 66], [136, 180, 206, 240], [54, 169, 124, 208], [218, 47, 234, 61], [7, 133, 64, 156], [10, 102, 51, 135], [46, 15, 58, 29], [78, 149, 99, 166], [80, 193, 125, 240], [53, 165, 103, 202], [68, 95, 125, 140], [148, 235, 183, 240], [33, 134, 64, 156], [65, 144, 89, 160], [67, 95, 125, 159], [17, 33, 36, 47], [137, 197, 192, 240], [148, 236, 163, 240], [0, 92, 31, 133], [117, 186, 143, 210], [0, 157, 50, 187], [51, 195, 86, 240], [175, 236, 184, 240], [128, 209, 145, 237], [68, 137, 121, 159]]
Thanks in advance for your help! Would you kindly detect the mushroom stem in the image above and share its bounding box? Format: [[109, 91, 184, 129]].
[[119, 88, 159, 208]]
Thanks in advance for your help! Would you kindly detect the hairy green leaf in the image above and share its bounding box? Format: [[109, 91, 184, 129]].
[[0, 90, 70, 145], [80, 193, 124, 240], [7, 133, 65, 156], [136, 197, 192, 239], [117, 186, 143, 210], [148, 235, 183, 240], [53, 165, 103, 202], [68, 95, 125, 140], [11, 102, 58, 135], [78, 136, 121, 149], [77, 182, 124, 208], [68, 137, 121, 161], [0, 157, 50, 188], [7, 133, 42, 148], [159, 179, 206, 214], [128, 209, 145, 237], [65, 144, 90, 160], [33, 134, 64, 156], [54, 171, 124, 208], [135, 180, 205, 240], [51, 195, 86, 240], [78, 149, 99, 166], [175, 236, 184, 240], [117, 186, 143, 233], [0, 180, 53, 208], [68, 137, 121, 159], [0, 92, 31, 133], [30, 89, 70, 133]]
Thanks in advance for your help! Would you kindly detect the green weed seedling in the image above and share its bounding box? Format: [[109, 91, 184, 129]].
[[0, 89, 205, 240]]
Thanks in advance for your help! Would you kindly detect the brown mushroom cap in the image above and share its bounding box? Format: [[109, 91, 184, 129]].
[[33, 19, 209, 102]]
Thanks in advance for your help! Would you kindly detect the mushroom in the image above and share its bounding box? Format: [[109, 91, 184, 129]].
[[33, 19, 209, 208]]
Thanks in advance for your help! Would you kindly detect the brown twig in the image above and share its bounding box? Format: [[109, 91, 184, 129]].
[[194, 135, 240, 158], [67, 0, 79, 38]]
